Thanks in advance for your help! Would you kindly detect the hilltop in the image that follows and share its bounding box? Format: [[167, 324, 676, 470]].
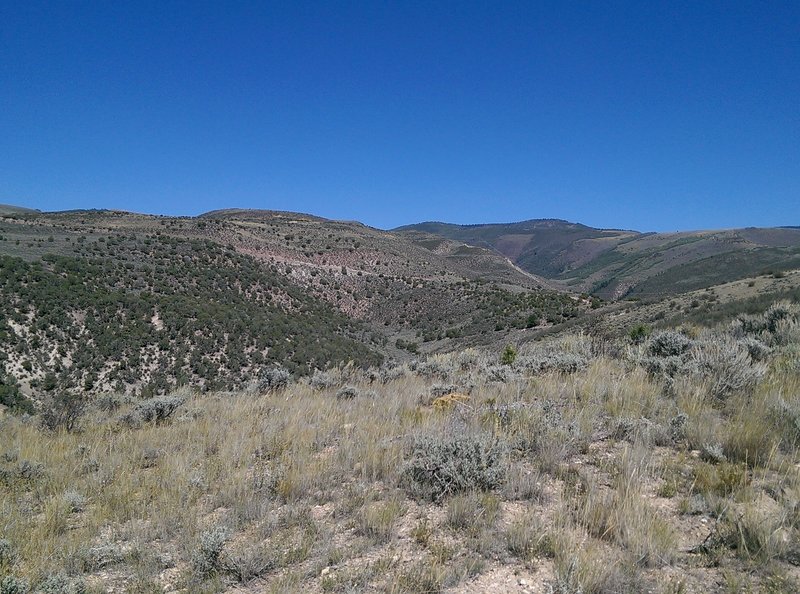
[[0, 203, 40, 216]]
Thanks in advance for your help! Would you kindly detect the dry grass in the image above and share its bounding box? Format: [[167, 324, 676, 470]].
[[1, 322, 800, 592]]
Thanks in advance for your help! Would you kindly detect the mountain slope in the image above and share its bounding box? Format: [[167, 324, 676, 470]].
[[0, 231, 383, 398], [395, 219, 638, 278], [396, 220, 800, 299], [0, 203, 40, 215], [0, 208, 587, 399]]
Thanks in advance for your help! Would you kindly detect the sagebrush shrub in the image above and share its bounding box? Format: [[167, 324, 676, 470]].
[[736, 301, 799, 344], [37, 573, 86, 594], [0, 576, 28, 594], [456, 349, 480, 371], [518, 351, 589, 375], [379, 364, 405, 384], [668, 412, 688, 442], [0, 540, 16, 577], [192, 526, 228, 579], [414, 359, 452, 380], [771, 398, 800, 448], [773, 317, 800, 346], [692, 337, 766, 400], [402, 433, 507, 501], [0, 460, 45, 490], [647, 331, 693, 358], [62, 490, 86, 513], [335, 386, 358, 400], [429, 384, 458, 399], [79, 544, 124, 572], [738, 336, 772, 361], [221, 541, 275, 584], [700, 443, 727, 464], [309, 370, 335, 390], [640, 354, 694, 379], [764, 301, 798, 334], [256, 367, 291, 393], [119, 395, 185, 428], [93, 393, 126, 413], [483, 364, 518, 383]]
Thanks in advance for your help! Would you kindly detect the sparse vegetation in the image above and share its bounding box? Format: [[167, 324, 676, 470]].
[[1, 300, 798, 592], [1, 209, 799, 592]]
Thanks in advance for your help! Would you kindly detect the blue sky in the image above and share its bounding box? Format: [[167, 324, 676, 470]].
[[1, 2, 798, 231]]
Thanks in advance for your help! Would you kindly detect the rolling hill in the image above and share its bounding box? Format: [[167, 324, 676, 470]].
[[5, 203, 799, 402], [395, 220, 800, 299], [0, 207, 588, 400]]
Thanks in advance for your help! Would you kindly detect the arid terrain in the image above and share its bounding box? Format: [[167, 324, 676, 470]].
[[1, 206, 800, 593]]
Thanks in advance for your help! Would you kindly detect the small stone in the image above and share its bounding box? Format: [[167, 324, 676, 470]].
[[321, 567, 332, 577]]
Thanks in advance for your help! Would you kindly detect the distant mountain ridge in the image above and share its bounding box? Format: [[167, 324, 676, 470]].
[[4, 201, 799, 303], [395, 219, 800, 299]]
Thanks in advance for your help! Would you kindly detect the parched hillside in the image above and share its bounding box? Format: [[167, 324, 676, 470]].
[[396, 220, 800, 300], [0, 231, 383, 400], [0, 208, 589, 400], [1, 304, 799, 593]]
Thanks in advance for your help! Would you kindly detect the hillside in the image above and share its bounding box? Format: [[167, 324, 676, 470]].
[[0, 203, 40, 216], [2, 305, 799, 593], [395, 221, 800, 300], [0, 208, 587, 400]]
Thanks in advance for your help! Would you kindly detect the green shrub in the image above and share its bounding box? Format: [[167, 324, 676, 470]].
[[500, 344, 517, 366], [0, 374, 33, 415], [628, 324, 651, 344]]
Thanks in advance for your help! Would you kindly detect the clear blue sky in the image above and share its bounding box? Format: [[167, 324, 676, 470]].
[[2, 2, 798, 231]]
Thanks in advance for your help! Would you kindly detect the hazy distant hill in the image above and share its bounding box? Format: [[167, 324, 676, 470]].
[[396, 220, 800, 299], [0, 203, 40, 215]]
